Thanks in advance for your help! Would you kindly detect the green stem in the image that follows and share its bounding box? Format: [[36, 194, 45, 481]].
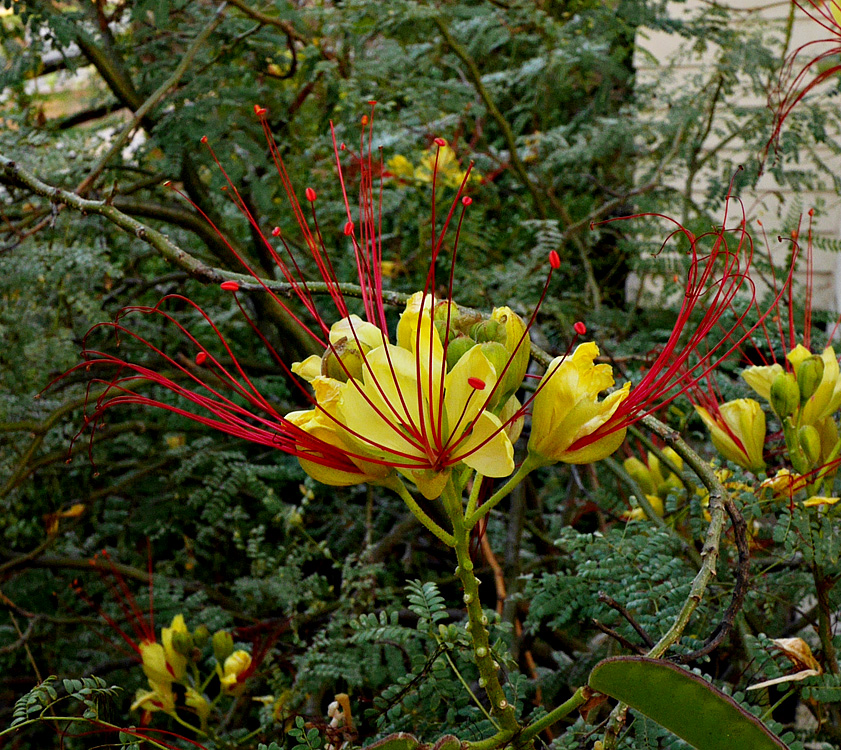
[[443, 481, 520, 733], [442, 648, 500, 728], [387, 477, 455, 547], [465, 470, 484, 519], [518, 687, 588, 743], [464, 457, 537, 529]]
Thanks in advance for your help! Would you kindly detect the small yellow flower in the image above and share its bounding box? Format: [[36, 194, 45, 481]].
[[694, 398, 765, 473], [528, 342, 631, 465], [217, 649, 253, 695], [131, 679, 176, 715], [761, 468, 808, 500], [802, 496, 841, 508]]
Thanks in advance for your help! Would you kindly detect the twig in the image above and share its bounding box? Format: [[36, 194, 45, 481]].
[[592, 620, 648, 655], [597, 592, 655, 648]]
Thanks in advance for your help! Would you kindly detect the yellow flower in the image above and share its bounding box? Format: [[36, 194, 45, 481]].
[[528, 342, 631, 465], [742, 363, 784, 403], [694, 398, 766, 473], [131, 679, 176, 716], [217, 649, 253, 695], [286, 378, 394, 487], [415, 145, 479, 188], [761, 468, 808, 499], [802, 496, 841, 507], [800, 347, 841, 425]]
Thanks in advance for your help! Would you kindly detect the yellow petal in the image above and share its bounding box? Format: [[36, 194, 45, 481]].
[[161, 615, 188, 680], [329, 314, 384, 351], [802, 496, 841, 507], [292, 355, 323, 382], [453, 411, 515, 478], [786, 344, 813, 370], [742, 363, 784, 402], [443, 346, 497, 442]]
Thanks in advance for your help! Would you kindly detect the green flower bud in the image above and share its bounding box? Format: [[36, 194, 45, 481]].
[[491, 307, 530, 400], [193, 624, 210, 648], [470, 318, 503, 344], [480, 342, 510, 407], [797, 355, 825, 403], [171, 630, 195, 657], [212, 630, 234, 662], [799, 424, 822, 468], [446, 336, 476, 370], [321, 338, 365, 382], [770, 371, 800, 419]]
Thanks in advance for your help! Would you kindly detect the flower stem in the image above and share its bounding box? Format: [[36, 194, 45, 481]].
[[464, 456, 537, 529], [443, 481, 520, 734], [387, 477, 455, 546], [518, 686, 588, 743]]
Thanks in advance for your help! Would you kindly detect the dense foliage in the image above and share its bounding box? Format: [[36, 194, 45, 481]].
[[3, 1, 841, 749]]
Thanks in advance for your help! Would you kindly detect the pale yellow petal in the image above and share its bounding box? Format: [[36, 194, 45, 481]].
[[452, 411, 515, 478], [742, 363, 784, 402]]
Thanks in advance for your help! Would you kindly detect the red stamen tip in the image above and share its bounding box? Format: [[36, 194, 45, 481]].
[[254, 105, 267, 116], [343, 221, 354, 236], [305, 188, 317, 202], [368, 99, 377, 105], [573, 321, 587, 335], [271, 226, 281, 237], [162, 180, 172, 187], [220, 280, 240, 292], [549, 250, 560, 269], [361, 115, 369, 126], [461, 196, 473, 206], [200, 136, 208, 144], [809, 208, 815, 217], [340, 143, 346, 150], [468, 377, 486, 390], [434, 137, 447, 147], [196, 352, 208, 366]]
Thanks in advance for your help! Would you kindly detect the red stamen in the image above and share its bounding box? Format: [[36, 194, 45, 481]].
[[344, 221, 354, 236], [254, 104, 267, 116], [574, 321, 587, 335], [468, 377, 486, 390], [434, 137, 447, 147], [271, 226, 281, 237], [305, 187, 316, 202], [549, 250, 560, 269], [220, 280, 240, 291], [196, 351, 208, 366], [461, 196, 473, 206]]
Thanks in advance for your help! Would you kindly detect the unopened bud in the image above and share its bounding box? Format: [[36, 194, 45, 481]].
[[321, 339, 365, 382], [471, 319, 503, 344], [446, 336, 476, 370], [491, 307, 530, 400], [193, 624, 210, 648], [799, 424, 822, 467], [171, 630, 195, 656], [212, 630, 234, 662], [623, 457, 655, 495], [770, 372, 800, 419], [797, 355, 825, 403]]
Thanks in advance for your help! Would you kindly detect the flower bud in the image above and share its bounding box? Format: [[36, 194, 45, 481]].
[[446, 336, 476, 370], [171, 630, 194, 657], [212, 630, 234, 662], [470, 318, 503, 344], [217, 650, 253, 695], [480, 341, 510, 407], [322, 338, 365, 382], [797, 355, 825, 403], [799, 424, 821, 468], [491, 306, 530, 400], [193, 624, 210, 648], [770, 372, 800, 419], [623, 457, 656, 495]]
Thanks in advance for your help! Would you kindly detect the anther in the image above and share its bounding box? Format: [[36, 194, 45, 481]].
[[271, 226, 281, 237], [362, 115, 369, 126], [220, 280, 240, 292], [434, 137, 447, 147], [549, 250, 560, 269], [461, 196, 473, 206], [573, 321, 586, 335], [196, 352, 208, 366], [305, 187, 317, 202], [344, 221, 354, 236], [468, 377, 486, 390], [254, 105, 267, 116], [200, 136, 208, 144]]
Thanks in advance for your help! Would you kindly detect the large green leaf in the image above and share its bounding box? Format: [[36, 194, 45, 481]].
[[588, 657, 787, 750]]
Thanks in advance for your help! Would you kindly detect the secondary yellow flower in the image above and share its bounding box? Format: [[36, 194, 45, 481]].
[[217, 649, 253, 695], [140, 614, 189, 684], [694, 398, 766, 473], [131, 679, 176, 716], [528, 342, 631, 465]]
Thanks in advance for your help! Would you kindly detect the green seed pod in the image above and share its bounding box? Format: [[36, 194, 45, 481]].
[[623, 457, 655, 496], [770, 371, 800, 419], [212, 630, 234, 662], [470, 318, 503, 344], [321, 338, 365, 382], [797, 355, 825, 403]]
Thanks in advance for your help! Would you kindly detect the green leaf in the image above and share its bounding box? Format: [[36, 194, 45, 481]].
[[588, 657, 787, 750]]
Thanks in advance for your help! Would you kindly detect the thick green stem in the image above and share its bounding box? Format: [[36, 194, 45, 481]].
[[443, 482, 520, 733], [518, 687, 588, 743], [814, 564, 840, 675]]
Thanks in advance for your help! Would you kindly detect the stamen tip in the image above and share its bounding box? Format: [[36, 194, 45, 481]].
[[467, 377, 486, 390], [549, 250, 560, 269], [343, 221, 354, 236], [271, 226, 281, 237], [220, 280, 240, 292], [573, 321, 587, 336], [200, 136, 208, 144], [461, 196, 473, 206], [305, 187, 317, 202], [196, 352, 208, 366], [254, 105, 267, 116], [434, 137, 447, 147]]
